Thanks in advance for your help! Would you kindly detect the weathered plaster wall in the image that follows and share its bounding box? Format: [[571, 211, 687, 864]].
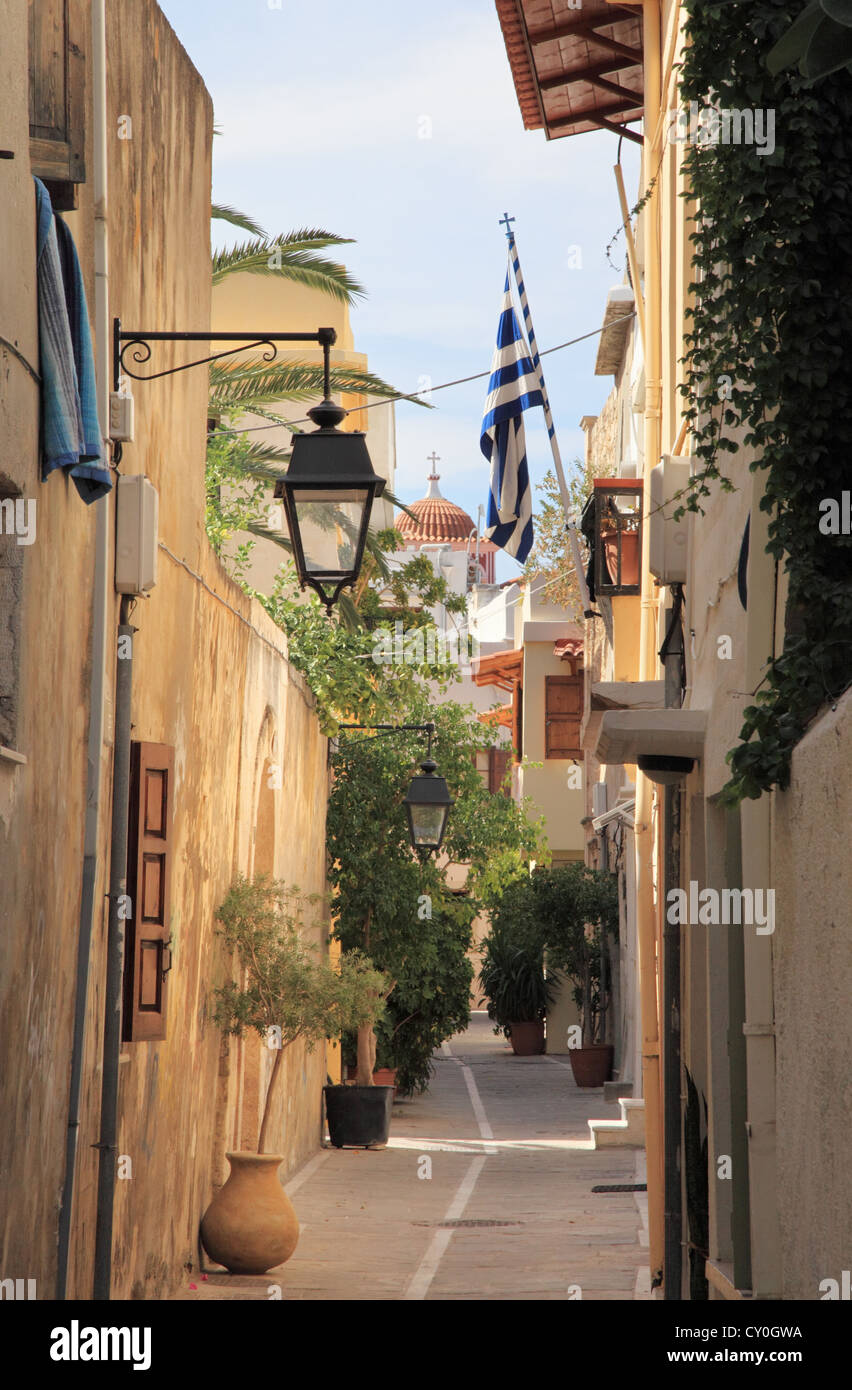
[[774, 687, 852, 1300], [0, 0, 101, 1300], [1, 0, 329, 1303]]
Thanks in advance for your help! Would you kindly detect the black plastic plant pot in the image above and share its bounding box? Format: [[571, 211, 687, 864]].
[[324, 1084, 394, 1149]]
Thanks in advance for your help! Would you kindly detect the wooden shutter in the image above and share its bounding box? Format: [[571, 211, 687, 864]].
[[545, 675, 582, 759], [29, 0, 87, 194], [512, 680, 523, 763], [489, 746, 511, 796], [123, 742, 174, 1042]]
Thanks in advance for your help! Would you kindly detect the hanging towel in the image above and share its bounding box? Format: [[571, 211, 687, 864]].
[[35, 177, 112, 503]]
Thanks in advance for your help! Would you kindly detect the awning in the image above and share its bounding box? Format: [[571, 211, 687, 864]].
[[495, 0, 644, 146], [478, 704, 514, 730], [471, 647, 524, 693]]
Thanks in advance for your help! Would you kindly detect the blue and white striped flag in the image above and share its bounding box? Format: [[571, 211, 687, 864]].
[[480, 273, 543, 564]]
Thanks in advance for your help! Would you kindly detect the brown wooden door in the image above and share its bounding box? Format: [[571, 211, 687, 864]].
[[123, 742, 174, 1042], [545, 675, 582, 759]]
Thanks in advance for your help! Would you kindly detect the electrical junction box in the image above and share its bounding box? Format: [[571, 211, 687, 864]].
[[115, 474, 158, 595], [109, 390, 135, 442], [649, 455, 693, 586]]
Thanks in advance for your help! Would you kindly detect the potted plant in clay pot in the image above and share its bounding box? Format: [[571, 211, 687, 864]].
[[478, 896, 555, 1057], [202, 874, 388, 1274], [600, 498, 641, 588], [523, 863, 619, 1086]]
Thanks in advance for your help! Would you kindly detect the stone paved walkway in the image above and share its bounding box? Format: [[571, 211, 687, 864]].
[[173, 1012, 650, 1302]]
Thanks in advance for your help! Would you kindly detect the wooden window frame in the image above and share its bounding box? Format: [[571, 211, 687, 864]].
[[122, 741, 174, 1042]]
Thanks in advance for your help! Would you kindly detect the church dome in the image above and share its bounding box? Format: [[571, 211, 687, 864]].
[[396, 471, 476, 545]]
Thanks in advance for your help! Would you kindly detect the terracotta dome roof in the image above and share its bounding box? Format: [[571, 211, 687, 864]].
[[396, 473, 476, 545]]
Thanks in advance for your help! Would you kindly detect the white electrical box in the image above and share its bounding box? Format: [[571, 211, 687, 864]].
[[109, 390, 135, 442], [115, 474, 158, 595], [649, 455, 693, 585]]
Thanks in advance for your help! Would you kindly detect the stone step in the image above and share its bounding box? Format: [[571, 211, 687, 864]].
[[588, 1098, 645, 1149]]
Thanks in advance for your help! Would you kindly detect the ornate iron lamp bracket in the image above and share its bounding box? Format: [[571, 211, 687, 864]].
[[112, 318, 336, 391]]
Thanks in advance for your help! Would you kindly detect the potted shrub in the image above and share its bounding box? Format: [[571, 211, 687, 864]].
[[524, 863, 619, 1086], [478, 901, 555, 1057], [202, 875, 388, 1273], [600, 500, 640, 588]]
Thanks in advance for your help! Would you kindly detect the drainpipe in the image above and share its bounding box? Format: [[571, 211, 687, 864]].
[[93, 596, 134, 1300], [635, 0, 665, 1286], [56, 0, 111, 1300], [662, 604, 684, 1299]]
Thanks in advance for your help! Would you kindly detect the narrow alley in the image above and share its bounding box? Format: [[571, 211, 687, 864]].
[[175, 1013, 650, 1302]]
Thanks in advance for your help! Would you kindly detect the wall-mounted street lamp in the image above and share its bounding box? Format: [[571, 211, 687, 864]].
[[338, 723, 454, 856], [113, 320, 385, 611]]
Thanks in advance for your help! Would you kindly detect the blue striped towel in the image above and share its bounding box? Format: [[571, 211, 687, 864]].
[[35, 177, 111, 503], [479, 273, 543, 564]]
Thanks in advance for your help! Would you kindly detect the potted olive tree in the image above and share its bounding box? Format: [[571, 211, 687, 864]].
[[478, 897, 555, 1056], [201, 874, 388, 1275]]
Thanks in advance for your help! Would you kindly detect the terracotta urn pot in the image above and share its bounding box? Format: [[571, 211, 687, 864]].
[[568, 1044, 614, 1088], [508, 1020, 545, 1056], [602, 529, 640, 587], [200, 1152, 299, 1275]]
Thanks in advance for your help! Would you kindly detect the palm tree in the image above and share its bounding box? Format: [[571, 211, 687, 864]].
[[207, 204, 422, 622]]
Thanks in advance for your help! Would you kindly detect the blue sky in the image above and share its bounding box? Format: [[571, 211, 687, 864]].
[[160, 0, 640, 582]]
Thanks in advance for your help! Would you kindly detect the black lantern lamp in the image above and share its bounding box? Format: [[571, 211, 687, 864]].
[[275, 329, 386, 612], [403, 728, 454, 856]]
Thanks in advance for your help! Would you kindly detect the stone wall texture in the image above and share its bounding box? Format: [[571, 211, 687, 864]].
[[0, 0, 329, 1302]]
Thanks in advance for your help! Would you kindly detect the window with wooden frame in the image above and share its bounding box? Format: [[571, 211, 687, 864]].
[[29, 0, 87, 209], [122, 742, 174, 1042], [488, 745, 511, 796], [545, 675, 582, 760]]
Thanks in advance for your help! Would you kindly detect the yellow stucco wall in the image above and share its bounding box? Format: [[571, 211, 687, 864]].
[[0, 0, 330, 1303]]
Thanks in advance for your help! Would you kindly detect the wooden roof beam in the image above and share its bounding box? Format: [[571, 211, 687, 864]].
[[587, 74, 643, 103], [538, 54, 639, 92], [530, 9, 640, 49], [548, 96, 643, 124]]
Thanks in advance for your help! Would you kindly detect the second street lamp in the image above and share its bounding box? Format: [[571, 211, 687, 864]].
[[338, 722, 454, 854], [275, 328, 386, 612], [403, 756, 454, 855]]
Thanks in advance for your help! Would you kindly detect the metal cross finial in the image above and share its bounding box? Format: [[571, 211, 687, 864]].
[[499, 212, 516, 239], [426, 451, 441, 476]]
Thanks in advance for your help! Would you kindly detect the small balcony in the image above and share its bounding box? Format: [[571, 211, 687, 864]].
[[581, 480, 643, 599]]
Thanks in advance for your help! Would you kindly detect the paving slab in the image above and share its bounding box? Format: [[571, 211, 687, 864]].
[[172, 1012, 650, 1302]]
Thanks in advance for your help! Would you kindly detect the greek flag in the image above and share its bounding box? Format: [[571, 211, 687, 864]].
[[480, 273, 543, 564]]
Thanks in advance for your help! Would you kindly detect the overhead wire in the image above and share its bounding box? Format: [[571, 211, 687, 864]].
[[205, 312, 638, 442]]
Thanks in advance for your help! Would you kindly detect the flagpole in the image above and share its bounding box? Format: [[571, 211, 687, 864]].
[[499, 214, 594, 617]]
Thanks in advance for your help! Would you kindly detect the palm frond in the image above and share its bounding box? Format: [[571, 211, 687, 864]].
[[211, 228, 363, 303], [244, 522, 294, 553], [382, 489, 418, 524], [211, 204, 267, 237], [208, 360, 412, 411], [336, 592, 364, 632]]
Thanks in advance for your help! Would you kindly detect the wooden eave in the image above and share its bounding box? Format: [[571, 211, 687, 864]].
[[471, 647, 524, 693], [495, 0, 644, 146]]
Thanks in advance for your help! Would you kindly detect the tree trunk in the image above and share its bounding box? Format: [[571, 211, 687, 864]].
[[355, 907, 376, 1084], [582, 961, 593, 1047], [356, 1022, 376, 1085], [257, 1044, 285, 1153]]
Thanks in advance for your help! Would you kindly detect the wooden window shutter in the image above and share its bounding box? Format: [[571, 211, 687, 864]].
[[511, 680, 523, 763], [29, 0, 87, 196], [489, 746, 511, 796], [123, 742, 174, 1042], [545, 675, 582, 759]]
